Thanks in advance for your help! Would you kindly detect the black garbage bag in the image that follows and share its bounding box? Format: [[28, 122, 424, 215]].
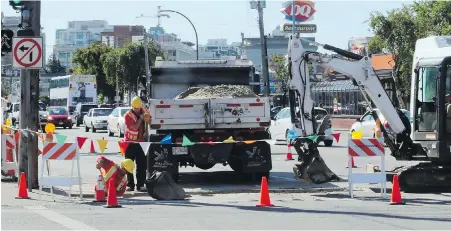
[[145, 171, 188, 200]]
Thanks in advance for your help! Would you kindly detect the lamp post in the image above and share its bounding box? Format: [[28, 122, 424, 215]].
[[158, 9, 199, 60]]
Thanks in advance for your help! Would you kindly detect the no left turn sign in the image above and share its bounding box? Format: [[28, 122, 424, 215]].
[[12, 37, 43, 69]]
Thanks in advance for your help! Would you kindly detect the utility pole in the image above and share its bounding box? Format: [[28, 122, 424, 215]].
[[256, 0, 270, 97], [16, 0, 41, 190], [143, 29, 151, 102]]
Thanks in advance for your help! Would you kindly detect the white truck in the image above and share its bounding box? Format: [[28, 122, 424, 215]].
[[147, 59, 272, 182]]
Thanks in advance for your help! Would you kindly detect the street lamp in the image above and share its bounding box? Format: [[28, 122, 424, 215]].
[[158, 9, 199, 60]]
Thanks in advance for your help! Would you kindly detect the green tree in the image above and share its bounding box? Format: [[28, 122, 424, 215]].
[[46, 54, 66, 74], [39, 96, 50, 105], [270, 53, 289, 106], [72, 42, 115, 98], [367, 1, 451, 105]]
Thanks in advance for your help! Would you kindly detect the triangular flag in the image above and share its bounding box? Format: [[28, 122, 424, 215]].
[[223, 136, 235, 143], [182, 135, 194, 146], [307, 135, 319, 143], [55, 134, 67, 143], [287, 129, 297, 139], [21, 130, 28, 137], [14, 131, 20, 143], [97, 139, 108, 154], [331, 133, 340, 143], [139, 142, 151, 155], [118, 141, 130, 156], [30, 131, 35, 137], [160, 134, 172, 144], [77, 136, 88, 149], [244, 140, 257, 144]]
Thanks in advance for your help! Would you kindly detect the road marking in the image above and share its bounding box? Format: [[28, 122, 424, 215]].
[[271, 175, 299, 181], [25, 206, 98, 230]]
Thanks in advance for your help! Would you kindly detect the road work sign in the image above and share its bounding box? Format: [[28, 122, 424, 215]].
[[12, 37, 43, 69], [281, 23, 317, 33]]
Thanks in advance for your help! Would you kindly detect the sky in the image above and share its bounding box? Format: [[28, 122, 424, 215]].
[[1, 0, 413, 59]]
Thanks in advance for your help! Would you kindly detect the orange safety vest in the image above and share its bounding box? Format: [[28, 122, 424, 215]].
[[124, 108, 149, 141], [102, 163, 128, 192]]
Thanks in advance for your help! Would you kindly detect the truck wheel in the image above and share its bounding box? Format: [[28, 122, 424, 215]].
[[85, 125, 89, 132], [195, 163, 215, 170], [324, 140, 333, 147], [92, 123, 96, 133]]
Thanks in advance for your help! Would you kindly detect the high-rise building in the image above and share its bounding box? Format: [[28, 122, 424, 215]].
[[53, 20, 108, 68]]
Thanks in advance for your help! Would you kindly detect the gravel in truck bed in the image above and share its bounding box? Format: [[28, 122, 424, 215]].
[[175, 85, 259, 99]]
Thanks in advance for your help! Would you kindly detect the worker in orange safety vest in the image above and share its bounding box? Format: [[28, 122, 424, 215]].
[[124, 96, 151, 192], [96, 156, 135, 197]]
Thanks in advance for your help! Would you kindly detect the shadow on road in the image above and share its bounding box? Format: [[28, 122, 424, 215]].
[[312, 192, 451, 205]]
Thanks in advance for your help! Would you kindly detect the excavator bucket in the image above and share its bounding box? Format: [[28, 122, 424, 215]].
[[145, 171, 189, 200], [292, 115, 342, 184]]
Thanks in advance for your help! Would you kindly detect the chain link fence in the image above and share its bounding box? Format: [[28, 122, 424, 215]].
[[312, 80, 369, 116]]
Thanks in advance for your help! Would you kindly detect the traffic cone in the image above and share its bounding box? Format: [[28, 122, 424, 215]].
[[389, 175, 405, 205], [285, 142, 294, 161], [92, 175, 107, 203], [346, 157, 357, 168], [90, 140, 95, 153], [15, 172, 30, 199], [256, 177, 274, 207], [104, 179, 122, 208]]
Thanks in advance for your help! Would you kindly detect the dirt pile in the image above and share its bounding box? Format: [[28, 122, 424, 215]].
[[175, 85, 258, 99]]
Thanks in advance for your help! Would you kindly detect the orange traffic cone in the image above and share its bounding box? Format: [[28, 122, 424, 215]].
[[104, 180, 122, 208], [15, 172, 30, 199], [93, 175, 107, 203], [256, 177, 274, 207], [90, 140, 95, 153], [346, 157, 357, 168], [389, 175, 405, 205], [285, 142, 294, 161]]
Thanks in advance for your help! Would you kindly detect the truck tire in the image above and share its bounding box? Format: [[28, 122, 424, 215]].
[[195, 163, 215, 170], [324, 140, 333, 147]]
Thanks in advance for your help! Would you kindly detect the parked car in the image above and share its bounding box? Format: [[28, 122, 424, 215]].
[[269, 107, 335, 147], [107, 107, 131, 137], [270, 106, 283, 120], [349, 108, 410, 143], [74, 103, 98, 127], [47, 106, 72, 129], [83, 108, 113, 133]]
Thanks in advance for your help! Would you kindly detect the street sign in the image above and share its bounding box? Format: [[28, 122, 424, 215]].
[[281, 23, 317, 33], [12, 37, 43, 69], [281, 0, 316, 23], [1, 30, 14, 53]]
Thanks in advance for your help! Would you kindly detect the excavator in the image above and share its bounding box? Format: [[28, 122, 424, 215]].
[[287, 34, 451, 192]]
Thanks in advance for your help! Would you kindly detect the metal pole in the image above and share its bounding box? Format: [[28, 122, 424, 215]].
[[143, 30, 151, 101], [257, 1, 270, 97], [292, 0, 295, 36], [159, 9, 198, 60]]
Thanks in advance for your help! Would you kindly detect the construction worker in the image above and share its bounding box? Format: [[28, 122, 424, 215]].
[[124, 96, 151, 192], [96, 156, 135, 197]]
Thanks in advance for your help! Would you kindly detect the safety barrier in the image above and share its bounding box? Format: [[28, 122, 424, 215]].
[[1, 134, 18, 177], [39, 142, 82, 200], [348, 138, 386, 198]]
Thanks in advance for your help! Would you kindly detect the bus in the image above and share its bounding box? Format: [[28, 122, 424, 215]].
[[49, 75, 97, 107]]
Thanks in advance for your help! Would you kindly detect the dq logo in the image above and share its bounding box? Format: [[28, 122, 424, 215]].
[[281, 0, 316, 23]]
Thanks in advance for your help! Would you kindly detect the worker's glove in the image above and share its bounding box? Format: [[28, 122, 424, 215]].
[[143, 113, 151, 123]]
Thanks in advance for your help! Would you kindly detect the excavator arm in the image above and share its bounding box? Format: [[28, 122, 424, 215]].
[[288, 35, 414, 184]]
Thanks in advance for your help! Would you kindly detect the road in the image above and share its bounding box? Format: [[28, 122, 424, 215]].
[[2, 126, 450, 230]]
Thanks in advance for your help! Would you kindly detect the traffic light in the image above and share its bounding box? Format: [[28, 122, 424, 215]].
[[9, 0, 23, 10]]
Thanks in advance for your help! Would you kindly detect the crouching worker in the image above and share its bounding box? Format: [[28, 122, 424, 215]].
[[96, 156, 135, 197]]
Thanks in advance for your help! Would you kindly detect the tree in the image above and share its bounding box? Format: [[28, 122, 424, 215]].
[[39, 96, 49, 105], [46, 54, 66, 74], [367, 1, 451, 105], [72, 42, 115, 98], [270, 53, 289, 106]]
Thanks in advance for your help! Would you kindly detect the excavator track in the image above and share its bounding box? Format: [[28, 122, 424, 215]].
[[394, 163, 451, 193]]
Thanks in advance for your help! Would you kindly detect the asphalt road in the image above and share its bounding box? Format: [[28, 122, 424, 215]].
[[2, 125, 451, 230]]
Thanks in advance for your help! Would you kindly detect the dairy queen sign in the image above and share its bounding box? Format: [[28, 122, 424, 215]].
[[281, 0, 316, 22]]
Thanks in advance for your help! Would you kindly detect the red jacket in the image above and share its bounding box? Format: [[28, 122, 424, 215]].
[[96, 156, 128, 197], [124, 108, 149, 142]]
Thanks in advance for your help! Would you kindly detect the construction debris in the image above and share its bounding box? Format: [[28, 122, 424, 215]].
[[175, 85, 259, 99]]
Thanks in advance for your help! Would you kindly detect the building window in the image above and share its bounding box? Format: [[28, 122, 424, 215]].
[[76, 32, 84, 39]]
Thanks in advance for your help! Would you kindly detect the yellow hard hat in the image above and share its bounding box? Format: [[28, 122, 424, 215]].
[[131, 96, 142, 109], [120, 159, 135, 173]]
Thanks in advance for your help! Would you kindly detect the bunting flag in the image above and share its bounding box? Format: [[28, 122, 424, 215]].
[[139, 142, 151, 155], [307, 135, 319, 143], [223, 136, 235, 143], [244, 140, 257, 144], [97, 139, 108, 154], [21, 129, 28, 137], [182, 135, 194, 147], [203, 141, 215, 145], [118, 141, 130, 156], [38, 133, 44, 141], [331, 133, 341, 143], [55, 134, 67, 143], [287, 129, 297, 139], [77, 136, 88, 149], [160, 134, 172, 144], [351, 131, 363, 139]]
